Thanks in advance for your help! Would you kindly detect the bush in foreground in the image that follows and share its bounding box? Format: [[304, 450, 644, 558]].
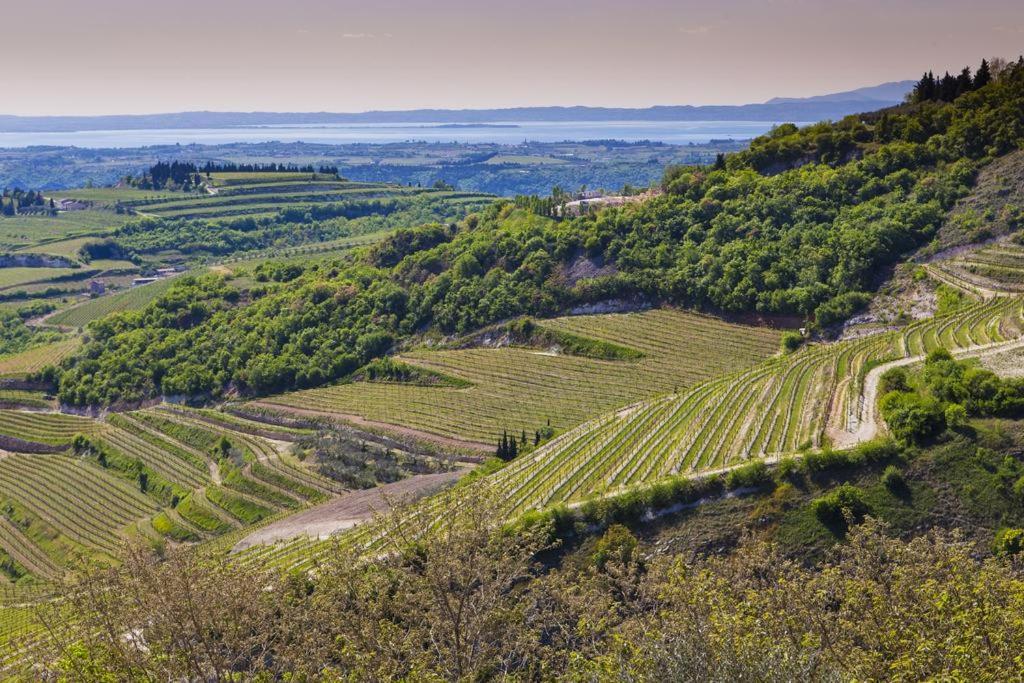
[[29, 488, 1024, 682]]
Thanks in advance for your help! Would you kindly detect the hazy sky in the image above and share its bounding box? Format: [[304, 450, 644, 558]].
[[4, 0, 1023, 115]]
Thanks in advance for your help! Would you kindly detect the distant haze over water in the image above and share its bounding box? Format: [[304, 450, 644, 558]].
[[0, 121, 811, 149]]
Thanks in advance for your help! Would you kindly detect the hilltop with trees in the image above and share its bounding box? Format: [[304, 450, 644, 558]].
[[47, 58, 1024, 407]]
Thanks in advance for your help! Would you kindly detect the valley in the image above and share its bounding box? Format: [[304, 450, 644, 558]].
[[0, 50, 1022, 680]]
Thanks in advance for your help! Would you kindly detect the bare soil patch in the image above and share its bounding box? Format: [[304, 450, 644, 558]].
[[232, 470, 467, 550]]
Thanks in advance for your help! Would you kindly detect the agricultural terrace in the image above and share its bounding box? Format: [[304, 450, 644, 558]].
[[258, 309, 783, 445], [0, 403, 342, 593], [237, 294, 1024, 573], [0, 267, 91, 292], [928, 240, 1024, 295], [47, 276, 181, 329], [0, 337, 81, 377], [120, 176, 493, 222], [0, 210, 127, 252]]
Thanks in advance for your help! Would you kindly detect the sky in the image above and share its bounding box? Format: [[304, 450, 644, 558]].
[[3, 0, 1023, 115]]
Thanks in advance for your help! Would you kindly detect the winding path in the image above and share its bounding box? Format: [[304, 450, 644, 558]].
[[829, 335, 1024, 449]]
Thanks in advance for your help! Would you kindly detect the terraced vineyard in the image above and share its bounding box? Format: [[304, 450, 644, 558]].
[[0, 411, 98, 445], [232, 294, 1024, 574], [0, 337, 81, 377], [46, 276, 182, 328], [481, 297, 1024, 514], [116, 175, 493, 222], [258, 309, 783, 445], [928, 241, 1024, 295], [0, 401, 346, 619]]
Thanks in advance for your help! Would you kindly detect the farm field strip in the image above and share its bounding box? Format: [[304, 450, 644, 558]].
[[932, 244, 1024, 293], [0, 411, 97, 445], [0, 517, 62, 580], [260, 309, 784, 444], [48, 277, 180, 328], [0, 456, 155, 553], [97, 424, 209, 489], [0, 338, 81, 377]]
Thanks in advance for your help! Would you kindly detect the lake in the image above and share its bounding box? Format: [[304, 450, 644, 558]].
[[0, 120, 808, 148]]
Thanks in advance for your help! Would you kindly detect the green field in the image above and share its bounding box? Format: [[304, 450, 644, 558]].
[[0, 338, 81, 377], [47, 277, 181, 329], [260, 309, 783, 445], [15, 236, 96, 259], [0, 268, 91, 292], [484, 155, 569, 165], [54, 188, 179, 204], [0, 211, 126, 251]]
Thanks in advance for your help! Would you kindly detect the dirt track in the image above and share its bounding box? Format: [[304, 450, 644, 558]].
[[829, 335, 1024, 449], [232, 469, 467, 551]]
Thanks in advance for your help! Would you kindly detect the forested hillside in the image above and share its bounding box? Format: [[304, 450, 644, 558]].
[[50, 61, 1024, 407]]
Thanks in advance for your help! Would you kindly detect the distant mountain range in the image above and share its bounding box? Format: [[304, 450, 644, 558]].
[[0, 81, 914, 133]]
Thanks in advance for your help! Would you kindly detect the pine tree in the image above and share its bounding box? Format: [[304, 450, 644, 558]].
[[521, 430, 527, 447], [974, 58, 991, 89], [534, 430, 541, 446], [509, 437, 518, 459], [955, 66, 973, 96]]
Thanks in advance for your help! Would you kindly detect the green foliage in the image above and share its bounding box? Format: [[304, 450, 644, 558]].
[[206, 487, 273, 525], [780, 331, 804, 353], [811, 483, 871, 528], [175, 495, 232, 535], [880, 367, 910, 394], [881, 464, 907, 493], [945, 403, 969, 430], [151, 511, 199, 542], [724, 459, 771, 490], [993, 527, 1024, 555], [52, 67, 1024, 406], [935, 284, 968, 316], [355, 357, 470, 387], [592, 524, 639, 570], [503, 318, 644, 360], [814, 291, 872, 328], [880, 391, 946, 444]]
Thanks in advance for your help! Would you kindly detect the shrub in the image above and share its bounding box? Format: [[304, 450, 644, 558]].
[[780, 331, 804, 354], [993, 527, 1024, 556], [880, 391, 945, 444], [725, 460, 771, 490], [944, 403, 969, 430], [880, 367, 910, 394], [814, 291, 872, 328], [592, 524, 639, 570], [811, 484, 871, 529], [881, 465, 907, 493], [776, 456, 802, 481]]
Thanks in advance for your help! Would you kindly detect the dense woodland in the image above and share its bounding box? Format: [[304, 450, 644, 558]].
[[46, 63, 1024, 406]]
